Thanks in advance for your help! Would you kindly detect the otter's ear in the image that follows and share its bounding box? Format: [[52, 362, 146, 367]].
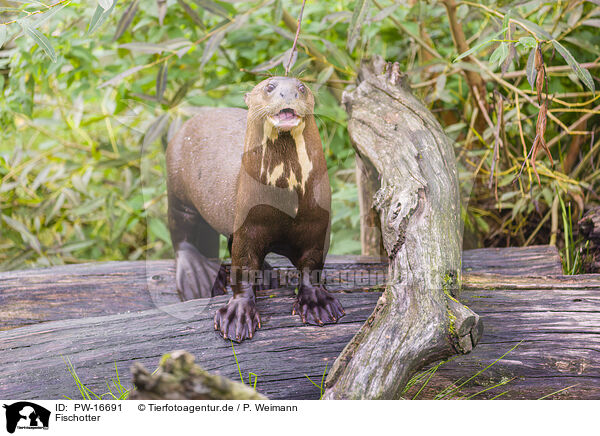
[[244, 93, 250, 107]]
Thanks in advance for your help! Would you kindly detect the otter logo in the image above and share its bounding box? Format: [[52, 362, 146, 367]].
[[3, 402, 50, 434]]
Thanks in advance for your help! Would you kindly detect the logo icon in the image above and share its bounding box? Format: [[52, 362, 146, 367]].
[[3, 402, 50, 434]]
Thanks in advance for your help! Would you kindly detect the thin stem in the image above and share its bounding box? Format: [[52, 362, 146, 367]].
[[0, 0, 71, 26], [285, 0, 307, 76]]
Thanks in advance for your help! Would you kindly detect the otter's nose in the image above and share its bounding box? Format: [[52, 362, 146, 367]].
[[278, 86, 298, 103]]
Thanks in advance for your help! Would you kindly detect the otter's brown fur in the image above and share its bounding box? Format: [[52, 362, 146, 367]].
[[166, 77, 344, 342]]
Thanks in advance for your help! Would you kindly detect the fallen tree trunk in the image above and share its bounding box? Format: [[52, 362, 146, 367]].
[[324, 57, 482, 399], [0, 246, 561, 331], [2, 270, 598, 400], [420, 274, 600, 400]]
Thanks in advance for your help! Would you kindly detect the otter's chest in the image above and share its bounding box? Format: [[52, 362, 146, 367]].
[[248, 131, 314, 195]]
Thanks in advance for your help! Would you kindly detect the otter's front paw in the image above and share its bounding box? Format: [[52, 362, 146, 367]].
[[292, 286, 345, 326], [214, 297, 261, 342]]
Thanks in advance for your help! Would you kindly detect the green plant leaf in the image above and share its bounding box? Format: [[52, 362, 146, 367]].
[[518, 36, 536, 48], [156, 62, 168, 102], [143, 113, 169, 148], [193, 0, 229, 19], [98, 0, 114, 11], [371, 4, 399, 22], [149, 218, 171, 243], [347, 0, 370, 52], [582, 19, 600, 28], [526, 47, 537, 90], [0, 26, 6, 48], [251, 51, 286, 72], [31, 2, 68, 28], [200, 28, 226, 68], [18, 20, 57, 62], [489, 42, 508, 66], [510, 16, 552, 40], [552, 39, 595, 94], [272, 0, 282, 23], [89, 0, 118, 34], [454, 29, 503, 62], [113, 0, 139, 40], [99, 65, 145, 88]]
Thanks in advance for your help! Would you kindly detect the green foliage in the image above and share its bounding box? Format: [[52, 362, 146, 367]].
[[1, 0, 598, 269]]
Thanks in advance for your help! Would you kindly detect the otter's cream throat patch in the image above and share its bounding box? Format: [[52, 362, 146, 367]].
[[291, 121, 313, 193], [261, 119, 313, 193]]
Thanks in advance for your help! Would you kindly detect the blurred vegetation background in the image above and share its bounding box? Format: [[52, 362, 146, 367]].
[[0, 0, 598, 272]]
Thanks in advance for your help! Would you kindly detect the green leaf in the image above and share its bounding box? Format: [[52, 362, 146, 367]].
[[251, 51, 286, 72], [149, 218, 171, 243], [489, 42, 508, 66], [200, 28, 226, 68], [89, 0, 118, 34], [315, 65, 334, 92], [371, 4, 399, 22], [177, 0, 204, 29], [143, 113, 169, 148], [582, 19, 600, 28], [510, 16, 552, 40], [272, 0, 282, 24], [526, 47, 536, 90], [454, 29, 503, 62], [0, 26, 6, 48], [502, 9, 512, 36], [99, 65, 145, 88], [518, 36, 536, 49], [347, 0, 370, 52], [282, 47, 298, 72], [31, 2, 68, 28], [98, 0, 114, 10], [18, 20, 56, 62], [551, 39, 595, 94], [192, 0, 229, 19], [156, 62, 168, 102], [114, 0, 139, 41]]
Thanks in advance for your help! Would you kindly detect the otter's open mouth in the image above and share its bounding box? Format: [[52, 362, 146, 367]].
[[270, 108, 301, 130]]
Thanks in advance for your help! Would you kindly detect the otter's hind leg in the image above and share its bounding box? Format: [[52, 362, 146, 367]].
[[168, 196, 227, 300]]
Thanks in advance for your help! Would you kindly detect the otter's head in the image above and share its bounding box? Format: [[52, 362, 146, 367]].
[[244, 77, 314, 132]]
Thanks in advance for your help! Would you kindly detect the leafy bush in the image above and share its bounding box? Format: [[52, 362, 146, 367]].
[[0, 0, 598, 270]]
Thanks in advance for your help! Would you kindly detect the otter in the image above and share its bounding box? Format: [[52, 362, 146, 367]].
[[166, 77, 344, 342]]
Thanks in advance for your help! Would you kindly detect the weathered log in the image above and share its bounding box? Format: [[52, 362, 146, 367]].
[[323, 57, 482, 399], [0, 287, 380, 400], [413, 274, 600, 400], [0, 247, 561, 331], [579, 207, 600, 273], [130, 350, 266, 400], [2, 271, 599, 400]]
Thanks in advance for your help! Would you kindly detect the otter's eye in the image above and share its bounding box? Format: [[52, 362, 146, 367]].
[[298, 83, 306, 94], [265, 82, 276, 93]]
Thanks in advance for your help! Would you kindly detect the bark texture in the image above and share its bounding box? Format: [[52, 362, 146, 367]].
[[323, 56, 482, 399], [129, 350, 266, 400]]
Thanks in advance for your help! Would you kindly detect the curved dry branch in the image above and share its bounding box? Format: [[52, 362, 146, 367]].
[[324, 56, 483, 399]]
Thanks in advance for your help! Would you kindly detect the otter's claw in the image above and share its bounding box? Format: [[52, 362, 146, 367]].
[[214, 297, 260, 342], [293, 286, 345, 326]]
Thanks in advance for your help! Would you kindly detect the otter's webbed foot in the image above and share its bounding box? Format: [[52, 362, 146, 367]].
[[292, 286, 345, 326], [175, 241, 226, 300], [214, 297, 261, 342]]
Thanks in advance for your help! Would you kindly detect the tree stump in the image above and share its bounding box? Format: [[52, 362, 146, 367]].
[[324, 56, 482, 399]]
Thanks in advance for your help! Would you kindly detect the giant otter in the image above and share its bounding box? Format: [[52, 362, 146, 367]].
[[166, 77, 344, 342]]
